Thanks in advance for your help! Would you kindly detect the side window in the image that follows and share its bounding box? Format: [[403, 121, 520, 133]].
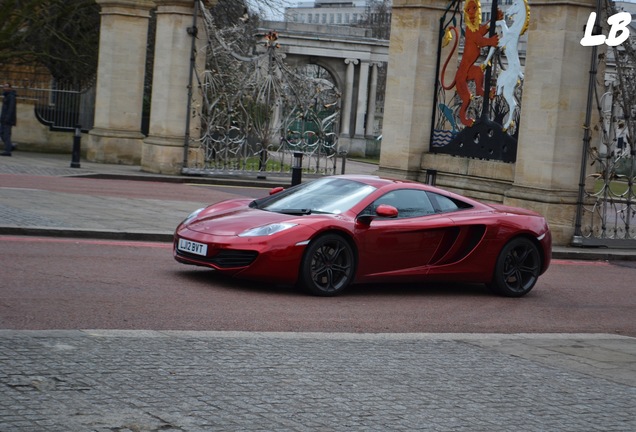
[[427, 192, 471, 213], [360, 189, 435, 218]]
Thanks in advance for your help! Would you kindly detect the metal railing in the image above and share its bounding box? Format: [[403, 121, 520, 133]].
[[21, 84, 95, 132]]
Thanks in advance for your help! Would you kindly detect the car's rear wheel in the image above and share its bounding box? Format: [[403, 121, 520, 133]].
[[299, 234, 355, 296], [489, 237, 541, 297]]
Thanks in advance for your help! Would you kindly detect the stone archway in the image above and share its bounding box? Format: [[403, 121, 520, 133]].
[[257, 21, 389, 156]]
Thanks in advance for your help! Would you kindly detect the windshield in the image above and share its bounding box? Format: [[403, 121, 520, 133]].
[[257, 178, 376, 215]]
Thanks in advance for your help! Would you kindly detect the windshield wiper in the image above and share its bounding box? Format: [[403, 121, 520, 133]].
[[277, 208, 312, 215]]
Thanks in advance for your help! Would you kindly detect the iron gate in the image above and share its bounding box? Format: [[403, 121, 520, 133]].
[[573, 0, 636, 248], [181, 1, 343, 179]]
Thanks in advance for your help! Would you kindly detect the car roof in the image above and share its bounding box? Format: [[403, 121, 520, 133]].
[[332, 175, 491, 209], [333, 174, 418, 188]]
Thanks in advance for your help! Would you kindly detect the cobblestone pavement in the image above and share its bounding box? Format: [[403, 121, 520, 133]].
[[1, 331, 635, 432], [0, 186, 199, 239], [0, 152, 377, 243], [0, 152, 274, 241]]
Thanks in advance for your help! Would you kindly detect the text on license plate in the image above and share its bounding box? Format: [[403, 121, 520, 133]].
[[178, 239, 208, 256]]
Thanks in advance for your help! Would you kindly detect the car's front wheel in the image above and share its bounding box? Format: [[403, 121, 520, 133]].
[[489, 237, 541, 297], [299, 234, 355, 296]]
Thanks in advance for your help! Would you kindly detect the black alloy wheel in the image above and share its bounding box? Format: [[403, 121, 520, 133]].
[[489, 237, 541, 297], [299, 234, 355, 296]]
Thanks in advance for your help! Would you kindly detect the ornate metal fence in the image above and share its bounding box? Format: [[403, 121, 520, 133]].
[[182, 2, 343, 179], [573, 0, 636, 247]]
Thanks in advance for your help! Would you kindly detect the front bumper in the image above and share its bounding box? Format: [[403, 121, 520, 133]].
[[173, 226, 310, 285]]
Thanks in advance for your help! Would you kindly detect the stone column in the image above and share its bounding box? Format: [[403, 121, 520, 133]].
[[141, 0, 201, 174], [88, 0, 155, 164], [365, 62, 379, 138], [378, 0, 449, 179], [504, 0, 599, 244], [354, 61, 370, 137], [340, 58, 358, 137]]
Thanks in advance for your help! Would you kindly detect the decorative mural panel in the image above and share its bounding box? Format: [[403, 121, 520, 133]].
[[432, 0, 529, 163]]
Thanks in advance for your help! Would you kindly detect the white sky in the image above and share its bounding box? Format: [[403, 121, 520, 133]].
[[251, 0, 291, 20], [258, 0, 636, 21]]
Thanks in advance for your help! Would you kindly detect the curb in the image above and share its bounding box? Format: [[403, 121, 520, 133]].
[[77, 173, 292, 189], [0, 227, 173, 243], [550, 247, 636, 262], [3, 226, 636, 261]]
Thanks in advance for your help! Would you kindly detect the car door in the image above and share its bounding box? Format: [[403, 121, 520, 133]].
[[356, 189, 455, 278]]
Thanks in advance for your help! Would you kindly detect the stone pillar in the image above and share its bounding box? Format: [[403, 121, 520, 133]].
[[88, 0, 155, 165], [354, 61, 370, 137], [141, 0, 200, 174], [504, 0, 599, 244], [366, 62, 379, 138], [341, 58, 358, 137], [378, 0, 449, 179]]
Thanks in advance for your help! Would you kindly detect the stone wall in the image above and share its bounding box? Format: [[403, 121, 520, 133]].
[[11, 100, 86, 154]]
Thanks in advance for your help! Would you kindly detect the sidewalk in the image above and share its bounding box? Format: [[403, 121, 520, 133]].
[[1, 152, 635, 431], [0, 151, 378, 242], [0, 330, 633, 431], [1, 151, 635, 260]]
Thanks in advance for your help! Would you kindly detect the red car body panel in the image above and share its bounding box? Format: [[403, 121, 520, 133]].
[[173, 175, 551, 288]]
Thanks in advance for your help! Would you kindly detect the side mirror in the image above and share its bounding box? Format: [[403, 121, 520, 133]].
[[356, 204, 399, 227], [376, 204, 398, 218], [269, 186, 285, 195]]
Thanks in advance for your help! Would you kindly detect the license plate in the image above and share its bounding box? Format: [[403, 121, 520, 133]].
[[178, 238, 208, 256]]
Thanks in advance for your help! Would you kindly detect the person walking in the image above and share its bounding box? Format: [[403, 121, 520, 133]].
[[616, 121, 630, 157], [1, 83, 17, 156]]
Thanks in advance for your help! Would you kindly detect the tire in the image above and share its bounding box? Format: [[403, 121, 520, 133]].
[[489, 237, 541, 297], [299, 234, 355, 296]]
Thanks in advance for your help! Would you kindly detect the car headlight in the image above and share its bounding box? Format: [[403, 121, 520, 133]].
[[182, 207, 205, 225], [238, 222, 297, 237]]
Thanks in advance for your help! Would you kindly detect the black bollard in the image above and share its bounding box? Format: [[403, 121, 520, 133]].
[[71, 125, 81, 168], [257, 147, 267, 179], [291, 152, 303, 186], [425, 169, 437, 186], [340, 150, 347, 174]]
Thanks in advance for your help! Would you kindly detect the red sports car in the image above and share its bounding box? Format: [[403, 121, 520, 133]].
[[174, 175, 551, 297]]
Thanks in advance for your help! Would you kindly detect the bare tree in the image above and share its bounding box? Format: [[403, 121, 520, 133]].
[[0, 0, 100, 87], [0, 0, 283, 89]]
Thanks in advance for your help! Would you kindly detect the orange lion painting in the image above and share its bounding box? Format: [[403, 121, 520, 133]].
[[441, 0, 501, 127]]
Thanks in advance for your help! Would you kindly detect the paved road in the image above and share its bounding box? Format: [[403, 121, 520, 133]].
[[1, 152, 635, 431], [3, 236, 636, 336]]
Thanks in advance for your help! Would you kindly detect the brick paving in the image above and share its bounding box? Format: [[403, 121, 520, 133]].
[[1, 331, 635, 432]]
